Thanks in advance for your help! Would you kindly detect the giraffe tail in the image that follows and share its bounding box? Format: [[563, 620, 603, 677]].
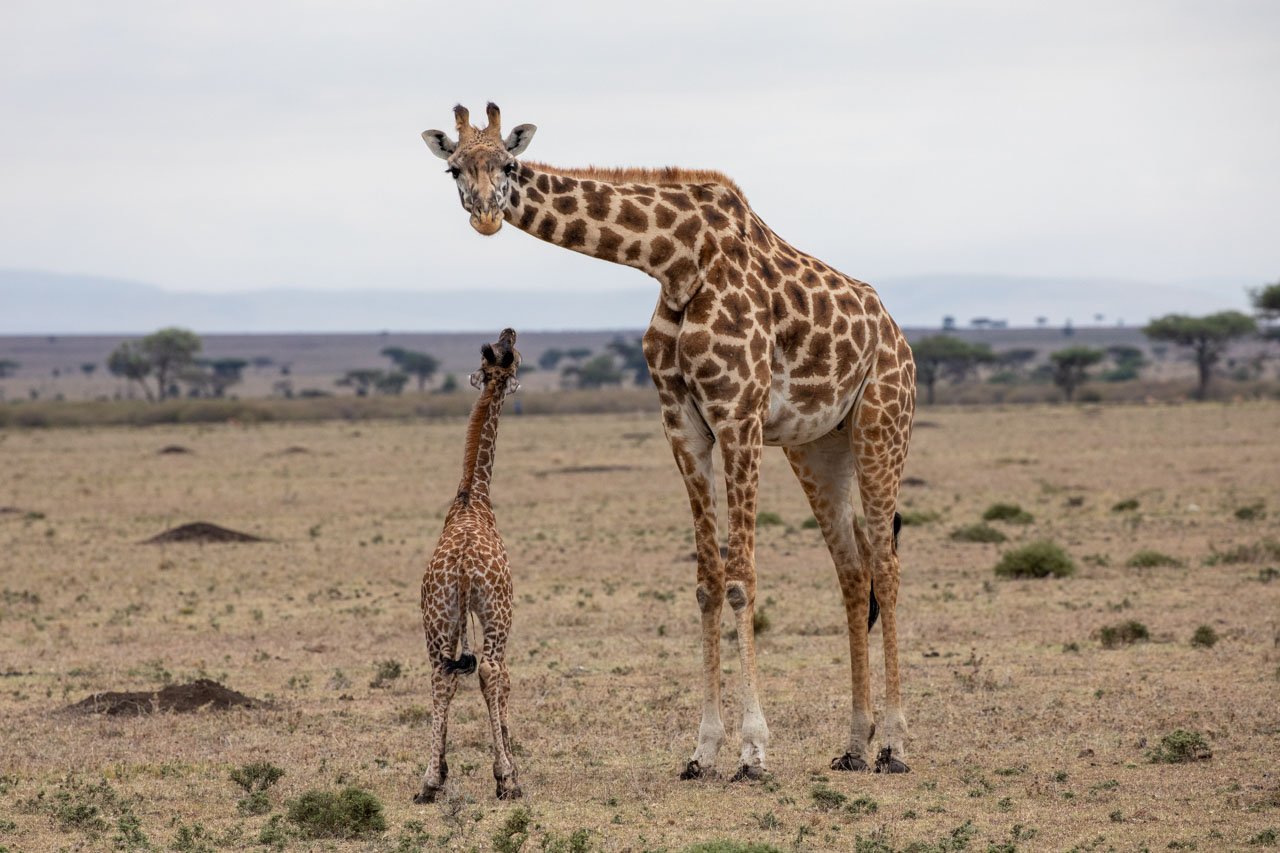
[[864, 512, 902, 633], [442, 573, 478, 676]]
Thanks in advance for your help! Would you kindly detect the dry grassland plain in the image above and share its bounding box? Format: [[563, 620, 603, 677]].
[[2, 402, 1279, 852]]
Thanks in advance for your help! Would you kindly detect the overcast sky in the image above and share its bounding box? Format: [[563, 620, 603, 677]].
[[2, 1, 1277, 324]]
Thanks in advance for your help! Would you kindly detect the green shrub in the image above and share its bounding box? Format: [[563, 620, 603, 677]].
[[951, 524, 1007, 543], [899, 509, 940, 526], [1125, 550, 1182, 568], [1206, 538, 1280, 566], [1111, 498, 1140, 512], [257, 815, 287, 850], [286, 786, 386, 838], [992, 541, 1075, 579], [811, 784, 847, 811], [756, 512, 785, 527], [1235, 502, 1266, 521], [1249, 828, 1277, 846], [1146, 729, 1211, 763], [846, 795, 878, 815], [982, 503, 1034, 524], [1099, 620, 1149, 648], [230, 761, 284, 793], [679, 843, 786, 853], [492, 807, 531, 853], [370, 659, 403, 688], [1190, 625, 1219, 648], [1259, 567, 1279, 583]]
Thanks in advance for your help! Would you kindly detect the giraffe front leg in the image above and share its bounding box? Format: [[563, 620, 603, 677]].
[[719, 418, 769, 781]]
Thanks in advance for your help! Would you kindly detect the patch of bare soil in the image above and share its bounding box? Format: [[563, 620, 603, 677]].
[[68, 679, 265, 715], [536, 464, 638, 476], [157, 445, 193, 455], [142, 522, 269, 544]]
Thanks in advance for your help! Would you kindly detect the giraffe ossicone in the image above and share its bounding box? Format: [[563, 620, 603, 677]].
[[416, 328, 523, 804], [421, 104, 917, 779]]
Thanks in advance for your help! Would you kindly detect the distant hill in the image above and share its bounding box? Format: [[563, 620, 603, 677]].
[[1, 267, 1250, 334]]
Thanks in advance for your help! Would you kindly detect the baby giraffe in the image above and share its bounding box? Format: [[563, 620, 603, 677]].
[[416, 329, 522, 804]]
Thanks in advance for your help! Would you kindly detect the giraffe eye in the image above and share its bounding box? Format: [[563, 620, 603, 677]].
[[446, 166, 461, 179], [502, 161, 518, 175]]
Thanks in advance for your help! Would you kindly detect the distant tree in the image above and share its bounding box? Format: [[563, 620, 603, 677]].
[[997, 348, 1038, 374], [80, 362, 97, 376], [251, 356, 275, 370], [538, 348, 565, 371], [206, 358, 248, 396], [139, 327, 201, 400], [607, 336, 651, 386], [1100, 345, 1146, 382], [910, 336, 996, 404], [1143, 311, 1258, 399], [566, 347, 593, 362], [942, 316, 956, 331], [106, 342, 154, 400], [1252, 280, 1280, 340], [572, 354, 624, 389], [336, 369, 383, 397], [1035, 316, 1048, 328], [376, 371, 409, 395], [1049, 347, 1104, 401], [1063, 319, 1074, 337], [1093, 313, 1105, 324], [381, 347, 439, 391], [437, 374, 459, 394], [0, 360, 21, 378], [970, 317, 991, 329]]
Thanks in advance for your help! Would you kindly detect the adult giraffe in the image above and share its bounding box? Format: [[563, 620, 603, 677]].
[[421, 103, 916, 779]]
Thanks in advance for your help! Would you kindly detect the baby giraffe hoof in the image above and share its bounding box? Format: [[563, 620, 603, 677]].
[[874, 747, 910, 774], [496, 782, 523, 800], [413, 785, 441, 804], [679, 760, 706, 780], [830, 753, 870, 772], [730, 765, 767, 783]]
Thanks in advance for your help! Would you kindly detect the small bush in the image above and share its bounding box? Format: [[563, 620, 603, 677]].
[[1147, 729, 1211, 764], [257, 815, 287, 850], [1206, 538, 1280, 566], [1235, 502, 1266, 521], [370, 659, 403, 688], [992, 541, 1075, 579], [1125, 549, 1182, 568], [492, 806, 531, 853], [951, 524, 1007, 543], [811, 784, 847, 811], [756, 512, 785, 527], [1190, 625, 1219, 648], [753, 609, 771, 634], [846, 795, 878, 815], [1111, 498, 1140, 512], [286, 786, 387, 838], [230, 761, 284, 793], [1259, 567, 1279, 583], [1249, 828, 1277, 846], [983, 503, 1034, 524], [899, 509, 940, 526], [1099, 620, 1149, 648], [801, 516, 820, 530]]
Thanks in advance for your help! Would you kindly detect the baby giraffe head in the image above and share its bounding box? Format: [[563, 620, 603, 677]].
[[470, 328, 521, 394], [422, 103, 537, 236]]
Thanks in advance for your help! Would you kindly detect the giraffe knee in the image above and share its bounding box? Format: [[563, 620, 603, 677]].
[[696, 582, 723, 613], [725, 581, 751, 612]]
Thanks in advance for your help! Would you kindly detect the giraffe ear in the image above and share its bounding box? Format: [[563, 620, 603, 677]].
[[503, 124, 537, 156], [503, 376, 520, 395], [422, 129, 456, 160]]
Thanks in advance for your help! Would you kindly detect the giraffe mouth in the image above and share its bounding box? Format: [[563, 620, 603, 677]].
[[470, 213, 503, 235]]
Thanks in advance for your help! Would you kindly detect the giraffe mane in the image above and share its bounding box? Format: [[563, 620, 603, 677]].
[[456, 380, 498, 506], [523, 161, 746, 200]]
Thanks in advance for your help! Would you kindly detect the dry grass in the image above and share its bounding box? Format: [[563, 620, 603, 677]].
[[2, 402, 1279, 851]]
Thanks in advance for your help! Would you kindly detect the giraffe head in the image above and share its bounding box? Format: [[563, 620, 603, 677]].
[[422, 103, 537, 236], [470, 328, 522, 394]]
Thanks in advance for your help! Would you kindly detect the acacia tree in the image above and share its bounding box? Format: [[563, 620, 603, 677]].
[[380, 347, 439, 391], [607, 336, 651, 386], [140, 327, 202, 400], [1049, 346, 1104, 401], [1252, 280, 1280, 340], [910, 336, 995, 404], [1142, 311, 1257, 399]]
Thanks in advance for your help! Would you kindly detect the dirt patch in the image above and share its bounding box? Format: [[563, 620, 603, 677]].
[[142, 522, 269, 544], [68, 679, 265, 715], [536, 464, 638, 476], [157, 445, 193, 455]]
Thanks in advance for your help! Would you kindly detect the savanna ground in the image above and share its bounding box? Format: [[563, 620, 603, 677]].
[[1, 402, 1278, 852]]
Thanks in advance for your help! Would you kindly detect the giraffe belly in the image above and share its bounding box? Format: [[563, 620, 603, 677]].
[[761, 381, 856, 446]]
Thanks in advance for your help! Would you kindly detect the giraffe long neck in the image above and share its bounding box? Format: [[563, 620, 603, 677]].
[[505, 164, 752, 311], [457, 382, 507, 508]]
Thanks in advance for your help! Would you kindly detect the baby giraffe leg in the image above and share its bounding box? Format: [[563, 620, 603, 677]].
[[415, 663, 459, 803], [478, 656, 520, 799]]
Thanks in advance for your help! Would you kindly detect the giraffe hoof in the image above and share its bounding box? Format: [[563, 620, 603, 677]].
[[831, 753, 870, 772], [730, 764, 767, 783], [413, 786, 441, 804], [496, 782, 523, 800], [874, 747, 910, 774], [679, 760, 705, 780]]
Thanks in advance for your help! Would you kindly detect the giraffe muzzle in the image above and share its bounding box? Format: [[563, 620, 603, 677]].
[[470, 211, 503, 236]]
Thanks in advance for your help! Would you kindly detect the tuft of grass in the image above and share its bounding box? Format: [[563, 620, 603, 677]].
[[679, 843, 786, 853], [1099, 620, 1150, 648], [1206, 538, 1280, 566], [846, 795, 878, 816], [992, 541, 1075, 579], [755, 511, 785, 528], [1190, 625, 1219, 649], [1259, 567, 1280, 583], [1249, 828, 1277, 846], [982, 503, 1034, 524], [801, 516, 820, 530], [1125, 549, 1182, 568], [369, 659, 403, 688], [811, 784, 847, 812], [1111, 498, 1140, 512], [286, 786, 387, 839], [1235, 502, 1266, 521], [950, 524, 1007, 543], [899, 509, 940, 526], [753, 609, 772, 634], [492, 806, 531, 853], [396, 705, 430, 726], [1147, 729, 1211, 764]]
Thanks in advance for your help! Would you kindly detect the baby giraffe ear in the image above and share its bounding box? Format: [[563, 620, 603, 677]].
[[421, 129, 456, 160], [504, 124, 537, 156]]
